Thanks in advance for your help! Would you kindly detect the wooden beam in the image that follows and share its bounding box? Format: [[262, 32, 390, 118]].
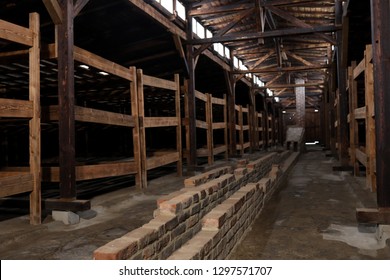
[[0, 174, 33, 198], [234, 64, 329, 74], [261, 0, 319, 6], [74, 0, 90, 16], [172, 34, 189, 78], [371, 0, 390, 207], [42, 0, 63, 24], [186, 4, 197, 171], [190, 25, 340, 45], [29, 13, 41, 225], [235, 49, 274, 82], [189, 3, 254, 16], [0, 99, 33, 118], [44, 105, 135, 127], [284, 50, 314, 66], [266, 5, 337, 45], [257, 82, 324, 89], [194, 8, 254, 58], [356, 208, 390, 225], [0, 19, 33, 46], [58, 0, 76, 199]]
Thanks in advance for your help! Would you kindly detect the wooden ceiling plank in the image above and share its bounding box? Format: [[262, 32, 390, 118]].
[[284, 50, 315, 66]]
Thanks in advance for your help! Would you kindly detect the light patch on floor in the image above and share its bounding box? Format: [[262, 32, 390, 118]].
[[320, 174, 345, 181], [322, 224, 388, 256]]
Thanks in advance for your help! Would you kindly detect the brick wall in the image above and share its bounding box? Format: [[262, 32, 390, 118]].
[[93, 151, 294, 260]]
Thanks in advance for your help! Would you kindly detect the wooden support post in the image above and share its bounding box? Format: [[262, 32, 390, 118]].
[[371, 0, 390, 208], [264, 98, 269, 149], [185, 5, 197, 172], [58, 0, 76, 199], [136, 69, 147, 188], [223, 94, 228, 160], [238, 105, 244, 155], [29, 13, 41, 225], [225, 69, 237, 156], [336, 0, 349, 166], [364, 47, 376, 192], [206, 93, 214, 165], [348, 61, 359, 175], [175, 74, 183, 177], [131, 67, 143, 188]]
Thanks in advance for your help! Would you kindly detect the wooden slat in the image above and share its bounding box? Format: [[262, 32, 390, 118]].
[[45, 105, 135, 127], [0, 173, 33, 198], [0, 98, 33, 118], [242, 107, 249, 113], [213, 122, 226, 129], [213, 145, 227, 155], [42, 0, 63, 24], [243, 125, 250, 131], [74, 46, 133, 81], [196, 120, 208, 129], [144, 117, 178, 128], [195, 90, 207, 102], [146, 152, 179, 170], [197, 148, 209, 157], [353, 58, 365, 79], [356, 208, 390, 224], [0, 19, 33, 46], [211, 96, 226, 105], [355, 149, 368, 167], [143, 74, 177, 91], [42, 161, 138, 182], [354, 106, 366, 120], [243, 142, 251, 149]]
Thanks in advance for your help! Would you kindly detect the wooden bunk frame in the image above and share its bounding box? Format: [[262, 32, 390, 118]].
[[0, 13, 41, 225], [235, 104, 251, 155], [137, 70, 182, 188], [347, 44, 376, 192], [184, 89, 228, 165]]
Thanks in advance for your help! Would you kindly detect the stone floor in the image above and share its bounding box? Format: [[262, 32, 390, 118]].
[[1, 146, 389, 260], [229, 146, 390, 260]]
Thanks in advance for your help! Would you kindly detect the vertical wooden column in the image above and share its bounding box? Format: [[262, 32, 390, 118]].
[[185, 4, 197, 172], [29, 13, 41, 225], [175, 74, 183, 177], [371, 0, 390, 207], [238, 105, 244, 155], [348, 61, 359, 175], [263, 98, 269, 149], [365, 48, 376, 192], [223, 94, 228, 160], [130, 67, 142, 188], [225, 68, 237, 156], [335, 0, 349, 166], [136, 69, 147, 188], [58, 0, 76, 199], [295, 78, 305, 128], [206, 93, 213, 165]]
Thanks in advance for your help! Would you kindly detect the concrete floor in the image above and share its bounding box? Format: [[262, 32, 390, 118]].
[[1, 147, 389, 260], [229, 147, 390, 260]]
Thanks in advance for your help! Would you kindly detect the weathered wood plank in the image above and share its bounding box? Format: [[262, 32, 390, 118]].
[[29, 12, 41, 225], [143, 117, 178, 128], [213, 145, 227, 155], [136, 69, 147, 188], [42, 162, 138, 182], [206, 93, 214, 165], [45, 105, 135, 127], [42, 0, 63, 24], [0, 19, 33, 46], [0, 174, 33, 198], [354, 106, 366, 120], [195, 90, 207, 102], [353, 58, 365, 79], [213, 122, 226, 130], [146, 152, 179, 170], [74, 46, 133, 81], [211, 96, 226, 105], [174, 74, 182, 177], [196, 120, 208, 129], [44, 198, 90, 212], [356, 208, 390, 224], [0, 98, 33, 118], [355, 148, 368, 167], [143, 74, 177, 91]]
